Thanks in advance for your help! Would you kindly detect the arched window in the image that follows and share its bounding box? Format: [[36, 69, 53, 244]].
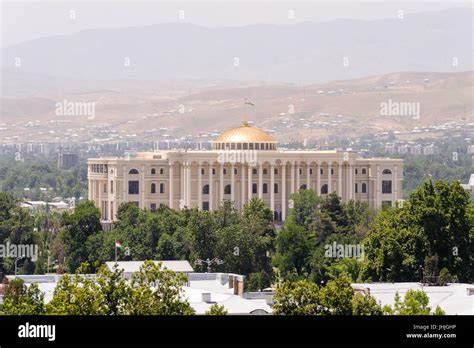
[[362, 168, 367, 175], [252, 183, 257, 194], [160, 183, 165, 194], [263, 183, 268, 194], [362, 183, 367, 193], [234, 168, 237, 175], [129, 169, 139, 174], [223, 169, 227, 175], [274, 183, 278, 194], [355, 183, 358, 193], [263, 168, 268, 175], [331, 168, 334, 175], [151, 183, 156, 194], [224, 185, 231, 194], [321, 184, 328, 194], [382, 169, 392, 175], [202, 184, 209, 195], [201, 168, 205, 175], [320, 168, 324, 175], [300, 184, 307, 190], [160, 168, 164, 175], [151, 168, 156, 175], [355, 168, 358, 175]]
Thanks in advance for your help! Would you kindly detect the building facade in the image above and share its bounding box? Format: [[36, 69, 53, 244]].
[[88, 123, 403, 221]]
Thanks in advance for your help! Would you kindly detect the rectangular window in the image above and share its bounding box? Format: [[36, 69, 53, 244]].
[[382, 180, 392, 194], [110, 181, 114, 194], [150, 203, 157, 211], [202, 202, 209, 211], [128, 181, 139, 195]]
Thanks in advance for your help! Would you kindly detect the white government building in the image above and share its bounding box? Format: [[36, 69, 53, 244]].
[[88, 122, 403, 221]]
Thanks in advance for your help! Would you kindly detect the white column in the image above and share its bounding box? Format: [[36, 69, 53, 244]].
[[98, 180, 102, 218], [122, 165, 126, 202], [270, 164, 275, 212], [248, 164, 253, 199], [290, 163, 295, 194], [209, 163, 213, 210], [306, 163, 310, 189], [180, 163, 185, 206], [231, 164, 235, 204], [282, 164, 286, 220], [317, 162, 321, 195], [350, 164, 354, 200], [188, 163, 192, 207], [376, 165, 381, 207], [394, 165, 398, 204], [169, 163, 174, 209], [198, 164, 202, 210], [328, 164, 332, 194], [296, 163, 300, 191], [338, 162, 343, 198], [241, 164, 246, 209], [140, 165, 145, 208], [220, 164, 224, 203], [258, 163, 263, 199]]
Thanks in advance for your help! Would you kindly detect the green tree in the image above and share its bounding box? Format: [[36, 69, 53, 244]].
[[205, 304, 228, 315], [351, 291, 383, 315], [361, 209, 428, 282], [124, 261, 194, 315], [245, 271, 272, 291], [286, 189, 323, 229], [273, 223, 314, 278], [0, 278, 45, 315], [383, 290, 445, 315], [46, 263, 107, 315], [61, 201, 102, 272], [272, 280, 321, 315], [318, 277, 354, 315]]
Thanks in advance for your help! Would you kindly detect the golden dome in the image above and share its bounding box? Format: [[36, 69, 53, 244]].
[[214, 122, 277, 143]]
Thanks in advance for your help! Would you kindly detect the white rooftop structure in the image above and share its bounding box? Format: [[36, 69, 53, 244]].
[[352, 282, 474, 315], [20, 201, 70, 211], [12, 271, 272, 315], [106, 260, 194, 274], [461, 174, 474, 198]]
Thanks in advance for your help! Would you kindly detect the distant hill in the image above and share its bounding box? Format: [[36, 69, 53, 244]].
[[1, 71, 472, 143], [1, 8, 473, 84]]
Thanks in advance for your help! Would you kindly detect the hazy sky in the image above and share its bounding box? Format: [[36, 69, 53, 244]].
[[1, 1, 471, 47]]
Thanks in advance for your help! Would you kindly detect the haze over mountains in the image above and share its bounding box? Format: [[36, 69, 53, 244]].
[[1, 8, 473, 84], [0, 8, 472, 144]]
